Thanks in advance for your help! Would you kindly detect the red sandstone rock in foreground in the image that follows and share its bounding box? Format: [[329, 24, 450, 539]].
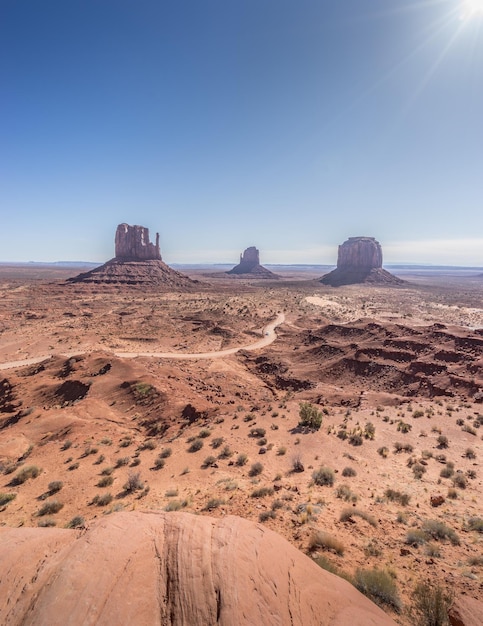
[[321, 236, 403, 286], [227, 246, 279, 279], [0, 511, 396, 626], [68, 223, 195, 288]]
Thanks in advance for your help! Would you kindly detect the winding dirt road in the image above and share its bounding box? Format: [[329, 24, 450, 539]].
[[0, 313, 285, 371]]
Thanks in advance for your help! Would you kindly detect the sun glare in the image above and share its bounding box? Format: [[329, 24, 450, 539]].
[[461, 0, 483, 19]]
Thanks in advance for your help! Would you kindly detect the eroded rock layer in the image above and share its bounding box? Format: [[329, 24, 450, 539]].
[[0, 511, 397, 626]]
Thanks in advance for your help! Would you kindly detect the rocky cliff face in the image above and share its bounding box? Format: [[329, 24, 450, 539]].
[[338, 237, 382, 269], [227, 246, 279, 279], [115, 223, 161, 261], [321, 236, 402, 287]]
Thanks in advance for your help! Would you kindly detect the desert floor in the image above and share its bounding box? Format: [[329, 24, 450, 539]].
[[0, 265, 482, 624]]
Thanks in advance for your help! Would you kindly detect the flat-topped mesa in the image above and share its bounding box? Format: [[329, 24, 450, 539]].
[[115, 223, 161, 261], [321, 236, 403, 287], [337, 236, 382, 270], [227, 246, 279, 279]]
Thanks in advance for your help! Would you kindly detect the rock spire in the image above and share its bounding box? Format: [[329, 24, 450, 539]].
[[227, 246, 279, 279]]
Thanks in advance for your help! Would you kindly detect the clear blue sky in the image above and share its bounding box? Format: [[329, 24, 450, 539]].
[[1, 1, 482, 265]]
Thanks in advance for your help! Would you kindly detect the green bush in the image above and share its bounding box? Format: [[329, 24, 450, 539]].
[[354, 568, 402, 612], [422, 520, 460, 545], [298, 402, 323, 430]]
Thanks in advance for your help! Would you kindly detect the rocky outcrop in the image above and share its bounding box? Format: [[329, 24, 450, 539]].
[[321, 237, 403, 286], [227, 246, 279, 279], [68, 224, 195, 289], [115, 223, 161, 261], [0, 511, 397, 626]]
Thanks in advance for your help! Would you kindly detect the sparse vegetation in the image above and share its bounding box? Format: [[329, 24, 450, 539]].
[[340, 508, 376, 527], [309, 530, 345, 555], [0, 493, 16, 507], [251, 486, 274, 498], [354, 568, 401, 612], [342, 466, 356, 477], [298, 402, 323, 430], [249, 462, 263, 477], [11, 465, 41, 485], [410, 581, 453, 626], [384, 489, 410, 506], [38, 500, 64, 516], [188, 438, 203, 453], [312, 466, 334, 486]]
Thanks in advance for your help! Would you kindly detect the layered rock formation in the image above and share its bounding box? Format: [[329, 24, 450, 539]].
[[115, 223, 161, 261], [321, 237, 402, 286], [68, 224, 195, 288], [0, 511, 397, 626], [227, 246, 279, 279]]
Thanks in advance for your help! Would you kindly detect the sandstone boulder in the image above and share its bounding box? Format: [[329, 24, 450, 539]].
[[321, 236, 403, 286], [0, 511, 397, 626]]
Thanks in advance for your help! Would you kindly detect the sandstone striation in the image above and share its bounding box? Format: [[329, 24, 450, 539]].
[[227, 246, 279, 279], [68, 223, 195, 288], [320, 237, 403, 286], [0, 511, 397, 626]]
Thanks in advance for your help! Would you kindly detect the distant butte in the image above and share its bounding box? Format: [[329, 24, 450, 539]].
[[320, 236, 403, 287], [226, 246, 279, 279], [68, 223, 196, 288]]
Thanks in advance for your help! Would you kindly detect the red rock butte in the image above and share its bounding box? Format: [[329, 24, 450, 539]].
[[0, 511, 397, 626], [67, 223, 195, 288], [227, 246, 279, 279], [320, 236, 403, 287]]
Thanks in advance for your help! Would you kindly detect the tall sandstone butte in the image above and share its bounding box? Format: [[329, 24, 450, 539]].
[[68, 223, 195, 288], [321, 236, 403, 286], [115, 223, 161, 261], [227, 246, 279, 279]]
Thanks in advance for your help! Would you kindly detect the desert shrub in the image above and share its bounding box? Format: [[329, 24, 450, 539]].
[[277, 446, 287, 456], [38, 500, 64, 516], [123, 471, 143, 492], [364, 422, 376, 439], [251, 486, 274, 498], [256, 437, 267, 446], [336, 484, 357, 502], [188, 438, 203, 453], [97, 475, 114, 487], [447, 488, 457, 499], [413, 410, 424, 418], [405, 529, 428, 546], [464, 447, 476, 459], [378, 446, 389, 458], [250, 427, 266, 438], [337, 429, 348, 440], [91, 493, 113, 506], [119, 438, 132, 448], [349, 433, 363, 446], [340, 508, 377, 527], [298, 402, 323, 430], [218, 445, 233, 459], [139, 439, 157, 451], [271, 499, 284, 510], [61, 440, 73, 450], [11, 465, 41, 485], [410, 581, 452, 626], [422, 520, 460, 545], [235, 452, 248, 466], [462, 424, 476, 435], [165, 500, 187, 512], [354, 568, 401, 612], [48, 480, 63, 494], [38, 518, 56, 527], [202, 455, 217, 469], [115, 457, 130, 468], [397, 421, 412, 433], [211, 437, 224, 449], [130, 457, 141, 467], [309, 530, 345, 555], [312, 466, 334, 487], [101, 466, 114, 475], [0, 493, 16, 507], [424, 543, 441, 558], [342, 466, 356, 477], [204, 498, 224, 511], [291, 456, 304, 473], [68, 462, 79, 471], [259, 510, 276, 522], [440, 465, 454, 478], [249, 462, 263, 476], [66, 515, 85, 529], [198, 429, 211, 438], [452, 473, 467, 489], [412, 463, 426, 479], [165, 488, 178, 497], [385, 489, 410, 506], [158, 447, 172, 459], [437, 435, 449, 449], [94, 454, 105, 465], [154, 456, 165, 469], [467, 517, 483, 532], [468, 555, 483, 566]]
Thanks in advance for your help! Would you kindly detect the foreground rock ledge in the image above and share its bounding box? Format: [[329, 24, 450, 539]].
[[0, 511, 396, 626]]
